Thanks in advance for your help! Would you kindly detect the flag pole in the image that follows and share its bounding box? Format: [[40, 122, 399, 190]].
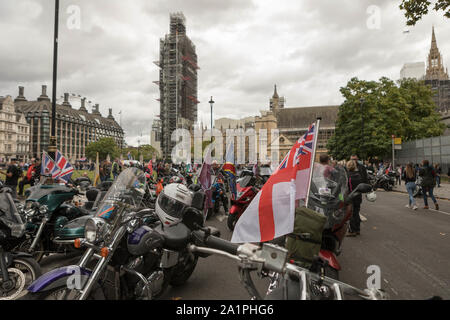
[[305, 117, 321, 208]]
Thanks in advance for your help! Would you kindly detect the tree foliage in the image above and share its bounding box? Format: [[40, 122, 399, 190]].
[[123, 144, 159, 161], [85, 137, 120, 161], [400, 0, 450, 25], [327, 77, 445, 160]]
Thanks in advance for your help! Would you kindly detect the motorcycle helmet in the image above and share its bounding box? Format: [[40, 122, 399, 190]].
[[155, 183, 192, 226], [366, 191, 377, 202]]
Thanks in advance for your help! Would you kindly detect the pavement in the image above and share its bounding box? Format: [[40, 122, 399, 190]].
[[38, 191, 450, 300], [393, 182, 450, 200]]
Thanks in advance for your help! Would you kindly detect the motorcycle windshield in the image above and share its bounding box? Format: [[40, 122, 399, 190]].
[[95, 167, 146, 225], [237, 176, 255, 188], [26, 185, 72, 202], [259, 167, 272, 177], [307, 163, 349, 227]]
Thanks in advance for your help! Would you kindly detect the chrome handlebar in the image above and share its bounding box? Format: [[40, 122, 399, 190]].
[[189, 243, 388, 300]]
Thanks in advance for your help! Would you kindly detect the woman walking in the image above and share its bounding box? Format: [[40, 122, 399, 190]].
[[403, 163, 418, 210]]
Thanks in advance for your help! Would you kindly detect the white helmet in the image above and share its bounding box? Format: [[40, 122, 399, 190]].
[[366, 191, 377, 202], [155, 183, 192, 226]]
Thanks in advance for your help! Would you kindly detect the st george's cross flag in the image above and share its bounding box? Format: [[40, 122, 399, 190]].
[[231, 122, 318, 243]]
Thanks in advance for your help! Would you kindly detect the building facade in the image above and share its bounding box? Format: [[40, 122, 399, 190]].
[[0, 95, 30, 162], [156, 12, 199, 159], [150, 118, 162, 157], [13, 85, 124, 161], [210, 86, 338, 164], [400, 62, 425, 80]]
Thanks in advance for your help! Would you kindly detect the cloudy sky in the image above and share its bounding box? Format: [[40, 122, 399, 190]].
[[0, 0, 449, 146]]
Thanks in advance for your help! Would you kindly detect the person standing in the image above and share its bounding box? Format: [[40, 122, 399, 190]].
[[346, 160, 363, 236], [350, 155, 368, 184], [419, 160, 439, 210], [435, 163, 441, 188], [0, 158, 22, 199], [112, 158, 120, 180], [396, 164, 402, 186], [403, 163, 418, 210], [19, 158, 36, 196]]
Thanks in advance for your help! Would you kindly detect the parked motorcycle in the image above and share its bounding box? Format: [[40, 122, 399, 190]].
[[227, 174, 260, 231], [207, 175, 228, 219], [372, 172, 395, 192], [25, 168, 220, 300], [413, 176, 423, 198], [309, 164, 374, 278], [17, 180, 90, 262], [0, 187, 41, 300]]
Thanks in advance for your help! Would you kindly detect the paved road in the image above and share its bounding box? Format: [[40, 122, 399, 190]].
[[39, 190, 450, 300]]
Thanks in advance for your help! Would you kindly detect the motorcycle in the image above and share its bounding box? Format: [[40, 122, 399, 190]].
[[25, 168, 220, 300], [207, 175, 228, 219], [372, 172, 395, 192], [413, 176, 423, 198], [0, 187, 41, 300], [189, 232, 387, 300], [227, 174, 260, 231], [17, 179, 90, 262], [305, 164, 374, 279]]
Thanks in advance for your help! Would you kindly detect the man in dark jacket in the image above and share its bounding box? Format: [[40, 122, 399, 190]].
[[350, 155, 369, 184], [419, 160, 439, 210], [1, 158, 22, 199]]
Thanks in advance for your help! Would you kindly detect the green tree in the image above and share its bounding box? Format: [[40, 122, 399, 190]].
[[327, 77, 445, 160], [85, 137, 119, 161], [123, 144, 159, 161], [400, 0, 450, 26]]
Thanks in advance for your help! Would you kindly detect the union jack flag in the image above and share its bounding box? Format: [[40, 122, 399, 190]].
[[55, 150, 74, 182], [41, 151, 61, 179]]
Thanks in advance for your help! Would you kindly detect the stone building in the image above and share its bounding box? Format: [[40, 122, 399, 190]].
[[13, 85, 124, 161], [211, 86, 339, 164], [0, 95, 30, 162]]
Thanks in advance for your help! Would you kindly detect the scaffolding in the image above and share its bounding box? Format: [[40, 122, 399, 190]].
[[156, 12, 199, 159]]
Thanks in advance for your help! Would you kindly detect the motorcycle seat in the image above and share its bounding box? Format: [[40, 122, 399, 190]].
[[155, 223, 190, 250]]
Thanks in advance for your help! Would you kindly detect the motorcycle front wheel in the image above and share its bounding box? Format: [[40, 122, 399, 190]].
[[16, 238, 45, 263], [0, 257, 41, 300], [170, 254, 198, 287]]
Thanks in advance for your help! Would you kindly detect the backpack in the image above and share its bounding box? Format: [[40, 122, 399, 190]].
[[285, 207, 327, 268], [348, 171, 363, 192]]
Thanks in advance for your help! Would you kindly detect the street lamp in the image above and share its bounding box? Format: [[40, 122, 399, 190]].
[[48, 0, 60, 160], [360, 98, 365, 161], [209, 96, 214, 144]]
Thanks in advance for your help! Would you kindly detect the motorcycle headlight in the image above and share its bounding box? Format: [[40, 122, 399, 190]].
[[39, 205, 48, 215], [85, 217, 106, 244]]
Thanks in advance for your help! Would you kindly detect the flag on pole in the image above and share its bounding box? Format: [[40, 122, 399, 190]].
[[223, 140, 237, 199], [231, 122, 318, 243], [41, 151, 61, 179], [94, 152, 100, 187], [147, 160, 153, 175], [55, 150, 74, 182], [198, 146, 212, 216]]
